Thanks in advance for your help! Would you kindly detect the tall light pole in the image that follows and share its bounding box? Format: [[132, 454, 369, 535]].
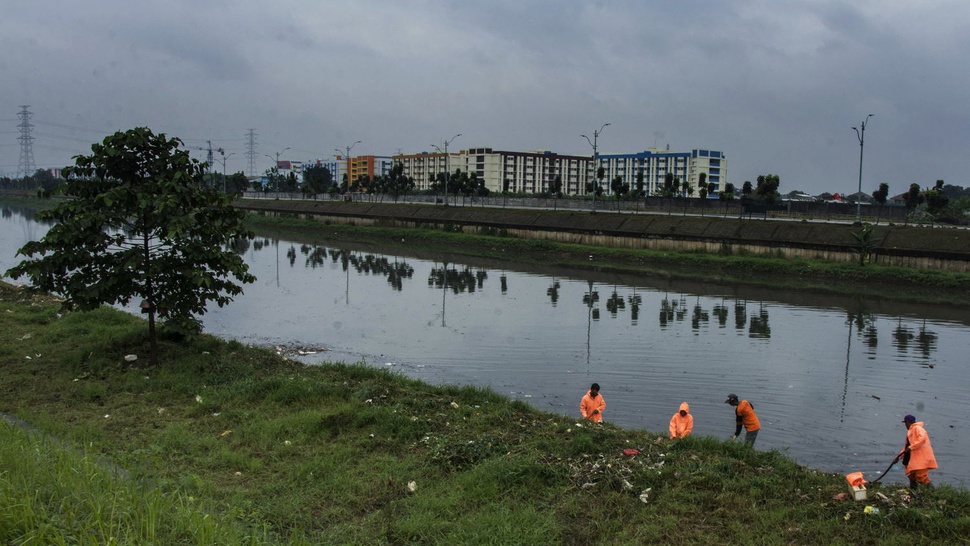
[[334, 141, 361, 192], [264, 147, 289, 193], [217, 151, 235, 193], [432, 134, 461, 206], [852, 114, 873, 223], [581, 123, 610, 212]]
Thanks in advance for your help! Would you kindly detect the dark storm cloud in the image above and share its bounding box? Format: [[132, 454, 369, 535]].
[[2, 0, 968, 194]]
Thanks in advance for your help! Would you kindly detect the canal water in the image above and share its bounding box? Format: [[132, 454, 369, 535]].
[[2, 200, 967, 488]]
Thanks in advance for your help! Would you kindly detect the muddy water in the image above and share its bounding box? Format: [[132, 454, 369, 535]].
[[2, 201, 967, 488]]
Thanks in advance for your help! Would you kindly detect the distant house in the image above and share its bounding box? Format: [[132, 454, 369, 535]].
[[782, 191, 817, 202], [844, 191, 873, 204]]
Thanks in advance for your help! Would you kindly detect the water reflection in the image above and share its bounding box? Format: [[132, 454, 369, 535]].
[[227, 237, 946, 362], [748, 302, 770, 339]]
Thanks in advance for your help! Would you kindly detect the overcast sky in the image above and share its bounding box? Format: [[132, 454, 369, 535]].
[[2, 0, 968, 195]]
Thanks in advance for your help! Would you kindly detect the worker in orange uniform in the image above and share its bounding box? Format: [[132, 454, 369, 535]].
[[669, 402, 694, 439], [580, 383, 606, 423], [726, 393, 760, 446], [899, 414, 938, 489]]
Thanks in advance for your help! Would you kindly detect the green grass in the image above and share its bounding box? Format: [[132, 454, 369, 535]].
[[2, 281, 970, 544]]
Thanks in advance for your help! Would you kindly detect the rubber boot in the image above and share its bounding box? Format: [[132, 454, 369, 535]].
[[909, 478, 920, 493]]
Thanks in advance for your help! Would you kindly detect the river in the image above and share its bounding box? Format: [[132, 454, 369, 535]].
[[2, 199, 967, 488]]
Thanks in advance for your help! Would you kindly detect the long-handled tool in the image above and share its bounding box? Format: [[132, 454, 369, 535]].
[[870, 453, 902, 484]]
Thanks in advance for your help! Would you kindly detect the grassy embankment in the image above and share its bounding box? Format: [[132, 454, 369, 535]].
[[243, 213, 970, 307], [2, 281, 969, 545]]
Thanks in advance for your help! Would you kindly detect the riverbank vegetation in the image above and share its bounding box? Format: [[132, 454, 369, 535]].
[[243, 213, 970, 307], [2, 281, 968, 544]]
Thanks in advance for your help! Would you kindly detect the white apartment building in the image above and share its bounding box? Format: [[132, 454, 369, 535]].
[[393, 146, 726, 197], [597, 148, 726, 196]]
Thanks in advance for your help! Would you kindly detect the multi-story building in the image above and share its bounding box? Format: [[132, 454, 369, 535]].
[[335, 155, 394, 184], [597, 148, 726, 196], [393, 146, 726, 197], [395, 148, 595, 195]]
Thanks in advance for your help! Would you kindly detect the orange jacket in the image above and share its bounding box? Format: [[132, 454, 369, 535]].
[[736, 400, 760, 432], [580, 390, 606, 422], [669, 402, 693, 438], [900, 422, 938, 472]]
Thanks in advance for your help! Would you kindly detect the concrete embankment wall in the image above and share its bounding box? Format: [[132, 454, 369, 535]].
[[236, 199, 970, 272]]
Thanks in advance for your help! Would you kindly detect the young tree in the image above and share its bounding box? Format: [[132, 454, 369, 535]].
[[6, 127, 256, 362], [872, 183, 890, 205], [904, 183, 923, 210], [925, 179, 950, 216], [550, 174, 563, 210], [741, 181, 753, 201], [610, 175, 629, 208]]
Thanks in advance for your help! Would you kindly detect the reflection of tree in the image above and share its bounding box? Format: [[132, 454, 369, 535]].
[[713, 300, 729, 327], [691, 298, 709, 331], [892, 318, 914, 351], [286, 245, 297, 266], [547, 279, 560, 306], [734, 299, 747, 330], [846, 305, 878, 351], [659, 294, 674, 328], [606, 288, 625, 316], [628, 289, 641, 324], [429, 265, 485, 294], [748, 302, 770, 339], [916, 319, 938, 359], [500, 274, 508, 294]]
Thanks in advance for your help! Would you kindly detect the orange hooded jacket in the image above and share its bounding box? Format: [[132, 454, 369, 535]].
[[669, 402, 693, 438], [580, 390, 606, 422], [900, 421, 938, 473]]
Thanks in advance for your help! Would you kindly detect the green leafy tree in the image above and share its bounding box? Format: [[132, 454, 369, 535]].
[[661, 172, 676, 198], [303, 165, 333, 199], [32, 169, 58, 191], [385, 163, 414, 202], [719, 182, 736, 201], [872, 183, 889, 205], [925, 179, 949, 216], [610, 175, 629, 207], [755, 174, 781, 204], [226, 172, 249, 195], [741, 180, 753, 202], [550, 174, 563, 210], [6, 127, 255, 361], [904, 183, 923, 210], [851, 223, 883, 266]]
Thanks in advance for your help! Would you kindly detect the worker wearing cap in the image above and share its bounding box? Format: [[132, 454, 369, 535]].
[[899, 414, 938, 489], [726, 393, 760, 446], [580, 383, 606, 423], [669, 401, 694, 439]]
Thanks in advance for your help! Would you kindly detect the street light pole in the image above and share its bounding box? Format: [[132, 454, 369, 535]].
[[433, 134, 461, 206], [217, 151, 235, 193], [852, 114, 873, 223], [581, 123, 610, 212], [334, 141, 361, 193], [264, 147, 290, 194]]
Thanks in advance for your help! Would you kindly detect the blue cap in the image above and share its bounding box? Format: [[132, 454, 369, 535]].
[[902, 414, 916, 423]]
